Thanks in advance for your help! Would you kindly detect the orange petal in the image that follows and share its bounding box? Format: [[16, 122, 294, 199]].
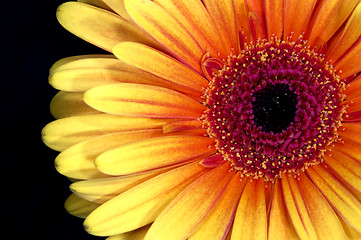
[[55, 130, 165, 179], [233, 0, 252, 42], [84, 83, 206, 119], [265, 0, 284, 40], [124, 0, 204, 73], [297, 173, 347, 239], [281, 175, 318, 240], [339, 122, 361, 143], [307, 164, 361, 232], [335, 38, 361, 79], [162, 119, 203, 133], [246, 0, 267, 40], [325, 3, 361, 63], [306, 0, 359, 47], [144, 163, 233, 240], [42, 114, 173, 151], [152, 0, 226, 58], [112, 42, 208, 99], [283, 0, 317, 40], [56, 2, 157, 52], [344, 74, 361, 100], [333, 140, 361, 164], [231, 178, 267, 240], [189, 173, 245, 240], [203, 0, 239, 54], [268, 180, 299, 240], [50, 91, 99, 119], [199, 154, 227, 169], [95, 135, 216, 175], [84, 162, 210, 236]]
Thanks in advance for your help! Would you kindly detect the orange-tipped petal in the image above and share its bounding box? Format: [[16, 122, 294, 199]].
[[84, 83, 206, 119], [56, 2, 157, 52], [283, 0, 317, 40], [95, 135, 215, 175], [326, 3, 361, 63], [50, 91, 99, 119], [203, 0, 239, 54], [297, 174, 347, 240], [306, 0, 359, 47], [231, 178, 267, 240], [281, 175, 318, 240], [84, 162, 210, 236], [112, 42, 208, 98], [124, 0, 204, 72], [307, 164, 361, 233], [144, 163, 233, 240], [163, 120, 203, 133], [268, 180, 299, 240], [152, 0, 226, 58], [42, 114, 173, 151], [189, 173, 245, 240], [55, 130, 165, 179], [324, 149, 361, 194], [265, 0, 284, 40]]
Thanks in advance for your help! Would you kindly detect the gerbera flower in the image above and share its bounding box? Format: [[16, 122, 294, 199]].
[[42, 0, 361, 239]]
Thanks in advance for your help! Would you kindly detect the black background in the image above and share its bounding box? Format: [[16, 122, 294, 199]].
[[4, 1, 105, 239]]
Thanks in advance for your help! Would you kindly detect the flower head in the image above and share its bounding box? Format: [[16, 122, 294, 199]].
[[43, 0, 361, 239]]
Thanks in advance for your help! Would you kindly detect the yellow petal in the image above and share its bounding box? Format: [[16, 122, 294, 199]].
[[144, 163, 233, 240], [64, 194, 100, 218], [78, 0, 113, 12], [265, 0, 284, 40], [95, 135, 215, 175], [112, 42, 208, 98], [283, 0, 317, 40], [57, 2, 157, 52], [189, 173, 245, 240], [326, 3, 361, 63], [202, 0, 239, 53], [42, 114, 172, 151], [50, 91, 99, 119], [84, 83, 206, 119], [55, 130, 165, 179], [84, 162, 209, 236], [231, 178, 267, 240], [297, 173, 347, 240], [307, 164, 361, 233], [281, 175, 318, 240], [70, 168, 168, 203], [106, 225, 151, 240], [50, 54, 202, 96], [124, 0, 204, 73], [101, 0, 132, 21], [268, 180, 299, 240], [306, 0, 359, 47]]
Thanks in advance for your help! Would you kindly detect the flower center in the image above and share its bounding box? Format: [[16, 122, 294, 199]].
[[204, 37, 345, 181], [252, 83, 297, 133]]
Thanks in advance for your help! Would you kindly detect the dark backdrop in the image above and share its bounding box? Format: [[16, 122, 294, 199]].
[[4, 1, 106, 239]]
